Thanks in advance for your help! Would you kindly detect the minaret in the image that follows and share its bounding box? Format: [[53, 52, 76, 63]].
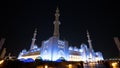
[[87, 30, 93, 51], [0, 38, 5, 50], [0, 48, 6, 59], [30, 28, 37, 50], [114, 37, 120, 57], [87, 30, 94, 61], [53, 7, 60, 38]]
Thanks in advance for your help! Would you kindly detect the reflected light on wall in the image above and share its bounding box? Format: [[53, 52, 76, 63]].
[[95, 57, 99, 62], [69, 55, 82, 61]]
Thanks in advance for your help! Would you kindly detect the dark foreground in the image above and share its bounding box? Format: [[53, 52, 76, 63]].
[[0, 59, 120, 68]]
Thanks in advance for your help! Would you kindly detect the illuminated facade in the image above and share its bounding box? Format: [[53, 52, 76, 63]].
[[18, 8, 104, 62]]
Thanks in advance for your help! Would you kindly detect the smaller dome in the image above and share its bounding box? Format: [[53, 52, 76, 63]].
[[74, 46, 79, 51], [79, 49, 83, 52], [81, 44, 87, 48], [33, 45, 38, 49], [22, 49, 27, 53], [69, 46, 73, 50]]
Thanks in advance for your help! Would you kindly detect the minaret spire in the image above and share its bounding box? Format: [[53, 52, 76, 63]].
[[30, 28, 37, 50], [87, 30, 95, 61], [87, 30, 93, 50], [53, 7, 60, 38]]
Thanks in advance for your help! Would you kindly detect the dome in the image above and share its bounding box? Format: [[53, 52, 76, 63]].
[[81, 43, 87, 48], [22, 49, 27, 53], [79, 49, 83, 52], [69, 46, 73, 50], [33, 45, 38, 49], [73, 46, 79, 51]]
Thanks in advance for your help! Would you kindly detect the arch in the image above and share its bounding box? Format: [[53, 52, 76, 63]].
[[58, 50, 64, 57]]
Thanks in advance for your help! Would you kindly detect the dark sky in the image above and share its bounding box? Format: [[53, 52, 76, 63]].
[[0, 0, 120, 59]]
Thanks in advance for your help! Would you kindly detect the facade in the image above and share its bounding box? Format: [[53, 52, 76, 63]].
[[18, 8, 104, 62]]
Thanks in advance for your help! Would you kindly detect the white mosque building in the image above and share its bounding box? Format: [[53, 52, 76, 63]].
[[17, 8, 104, 62]]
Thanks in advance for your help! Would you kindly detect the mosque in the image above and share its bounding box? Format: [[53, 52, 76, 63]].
[[17, 8, 104, 62]]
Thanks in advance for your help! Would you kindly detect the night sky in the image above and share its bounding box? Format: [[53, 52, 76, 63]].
[[0, 0, 120, 59]]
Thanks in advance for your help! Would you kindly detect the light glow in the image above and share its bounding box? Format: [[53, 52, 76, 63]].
[[69, 55, 82, 61], [0, 60, 4, 64], [111, 62, 118, 68], [95, 57, 99, 62], [45, 65, 48, 68], [18, 55, 40, 60], [68, 64, 72, 68], [58, 40, 65, 45]]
